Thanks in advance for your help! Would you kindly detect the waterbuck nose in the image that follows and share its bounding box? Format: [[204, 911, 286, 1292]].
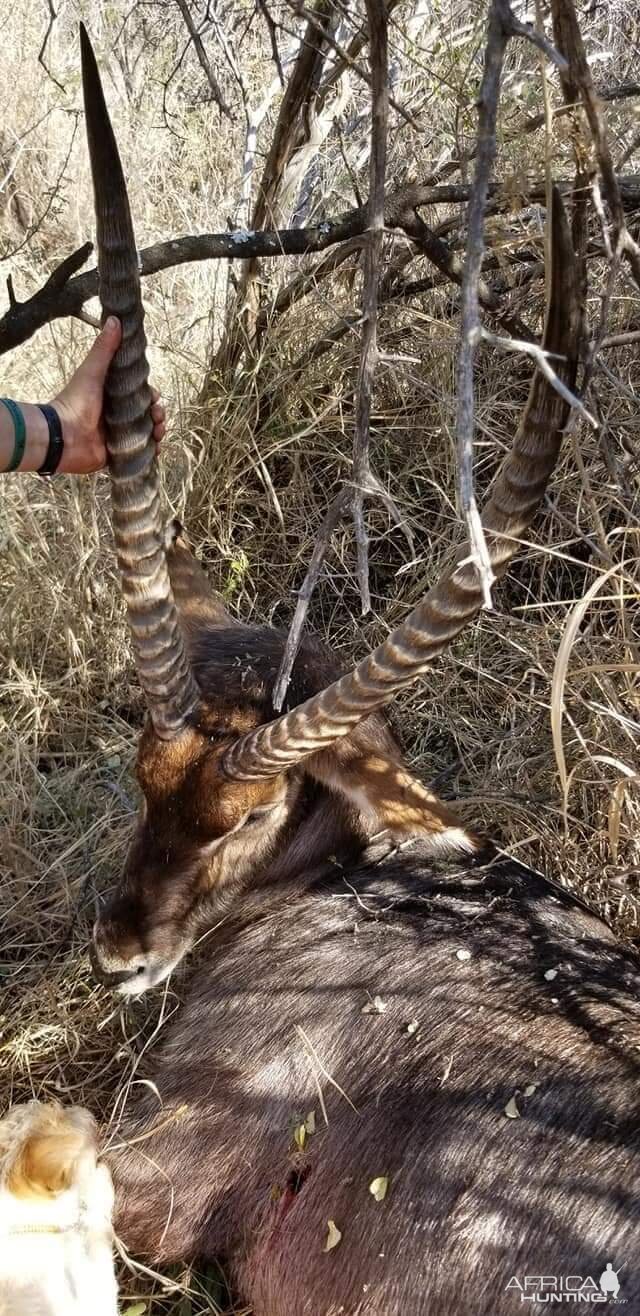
[[90, 925, 147, 989]]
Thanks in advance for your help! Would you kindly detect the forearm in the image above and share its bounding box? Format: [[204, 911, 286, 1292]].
[[0, 400, 51, 473]]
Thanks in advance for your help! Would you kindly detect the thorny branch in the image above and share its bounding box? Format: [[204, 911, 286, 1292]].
[[1, 113, 80, 264]]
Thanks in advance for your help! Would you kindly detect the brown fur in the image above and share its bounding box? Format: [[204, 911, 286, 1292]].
[[93, 539, 640, 1315]]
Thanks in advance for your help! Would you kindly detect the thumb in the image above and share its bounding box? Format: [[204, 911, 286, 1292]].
[[80, 316, 122, 385]]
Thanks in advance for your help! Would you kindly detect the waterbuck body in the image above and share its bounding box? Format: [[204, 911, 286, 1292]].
[[109, 621, 640, 1315]]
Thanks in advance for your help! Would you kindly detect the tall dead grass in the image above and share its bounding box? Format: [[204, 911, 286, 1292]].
[[0, 1, 639, 1310]]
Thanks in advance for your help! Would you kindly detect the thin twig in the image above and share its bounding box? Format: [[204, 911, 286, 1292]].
[[173, 0, 233, 119], [455, 0, 511, 610], [351, 0, 388, 616], [38, 0, 66, 93], [295, 1024, 359, 1116], [272, 488, 350, 711], [499, 7, 567, 69], [479, 327, 598, 427], [256, 0, 286, 86], [601, 329, 640, 350]]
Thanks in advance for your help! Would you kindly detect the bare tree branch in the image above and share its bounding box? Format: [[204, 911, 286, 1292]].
[[173, 0, 233, 119], [2, 173, 639, 356], [454, 0, 571, 612], [256, 0, 286, 87], [601, 329, 640, 350], [399, 208, 536, 342], [498, 6, 567, 69], [551, 0, 640, 290], [213, 0, 334, 375], [282, 0, 420, 129]]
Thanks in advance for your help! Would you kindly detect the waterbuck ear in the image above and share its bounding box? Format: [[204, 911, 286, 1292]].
[[305, 720, 481, 857], [166, 522, 235, 644]]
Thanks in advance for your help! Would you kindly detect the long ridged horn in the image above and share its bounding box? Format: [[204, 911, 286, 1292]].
[[223, 187, 581, 780], [80, 25, 199, 739]]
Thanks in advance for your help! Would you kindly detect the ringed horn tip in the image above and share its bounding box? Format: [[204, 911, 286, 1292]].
[[223, 186, 581, 780], [80, 23, 199, 740]]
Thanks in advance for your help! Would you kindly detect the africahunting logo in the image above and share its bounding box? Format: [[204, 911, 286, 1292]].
[[506, 1264, 625, 1304]]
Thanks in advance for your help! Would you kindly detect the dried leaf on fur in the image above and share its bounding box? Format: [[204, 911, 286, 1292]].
[[504, 1095, 520, 1119], [369, 1175, 389, 1201], [294, 1122, 307, 1150], [324, 1219, 342, 1251], [524, 1084, 537, 1097], [362, 995, 387, 1014], [305, 1110, 316, 1134]]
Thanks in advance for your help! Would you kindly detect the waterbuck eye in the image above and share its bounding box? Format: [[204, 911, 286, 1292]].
[[244, 806, 277, 827]]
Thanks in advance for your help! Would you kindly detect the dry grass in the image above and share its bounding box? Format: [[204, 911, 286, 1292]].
[[1, 1, 639, 1311]]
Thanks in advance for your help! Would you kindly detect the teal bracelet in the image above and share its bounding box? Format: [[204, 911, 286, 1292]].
[[0, 398, 27, 471]]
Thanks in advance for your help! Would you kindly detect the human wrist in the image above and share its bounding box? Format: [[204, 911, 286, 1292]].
[[0, 401, 49, 473], [51, 395, 104, 474]]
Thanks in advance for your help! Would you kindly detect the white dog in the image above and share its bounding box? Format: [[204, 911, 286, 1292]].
[[0, 1100, 118, 1316]]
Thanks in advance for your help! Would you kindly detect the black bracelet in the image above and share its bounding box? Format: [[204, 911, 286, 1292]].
[[36, 404, 65, 475]]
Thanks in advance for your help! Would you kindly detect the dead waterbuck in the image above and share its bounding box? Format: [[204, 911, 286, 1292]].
[[79, 25, 640, 1316]]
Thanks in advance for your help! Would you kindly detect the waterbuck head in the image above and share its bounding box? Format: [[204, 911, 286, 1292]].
[[80, 27, 580, 996]]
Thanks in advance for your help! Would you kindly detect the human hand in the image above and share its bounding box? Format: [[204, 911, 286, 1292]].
[[52, 317, 166, 474]]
